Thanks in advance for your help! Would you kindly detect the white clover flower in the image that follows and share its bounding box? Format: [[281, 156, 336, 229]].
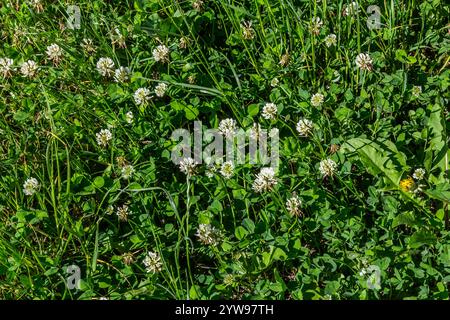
[[218, 118, 237, 139], [220, 161, 234, 179], [412, 85, 422, 97], [125, 111, 134, 124], [111, 27, 126, 48], [262, 102, 278, 120], [29, 0, 43, 12], [155, 82, 168, 97], [343, 1, 360, 16], [296, 118, 314, 137], [20, 60, 38, 78], [196, 224, 220, 246], [134, 87, 151, 106], [46, 43, 63, 64], [96, 129, 112, 147], [152, 44, 170, 63], [187, 74, 196, 84], [319, 158, 338, 177], [223, 274, 236, 287], [179, 37, 189, 49], [205, 162, 218, 178], [23, 177, 40, 196], [311, 93, 324, 107], [121, 165, 135, 180], [114, 66, 130, 83], [355, 53, 373, 71], [81, 38, 96, 54], [286, 193, 302, 216], [96, 57, 115, 77], [179, 157, 197, 176], [143, 251, 163, 273], [116, 204, 131, 221], [413, 168, 426, 180], [324, 34, 337, 47], [241, 21, 255, 40], [122, 252, 135, 265], [279, 51, 290, 67], [310, 17, 323, 35], [252, 167, 277, 193], [106, 205, 114, 215], [249, 123, 262, 140], [192, 0, 204, 11], [0, 58, 14, 78], [270, 78, 279, 87]]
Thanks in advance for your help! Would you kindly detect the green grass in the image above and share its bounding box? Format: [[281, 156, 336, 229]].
[[0, 0, 449, 300]]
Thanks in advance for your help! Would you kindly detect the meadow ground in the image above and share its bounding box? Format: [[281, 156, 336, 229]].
[[0, 0, 449, 300]]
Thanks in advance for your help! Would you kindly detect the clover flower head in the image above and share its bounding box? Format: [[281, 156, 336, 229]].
[[262, 102, 277, 120], [23, 177, 40, 196], [310, 17, 323, 35], [81, 38, 96, 54], [134, 87, 151, 106], [412, 85, 422, 97], [286, 193, 302, 216], [116, 204, 131, 221], [96, 129, 112, 147], [220, 161, 234, 179], [319, 158, 338, 177], [241, 21, 255, 40], [121, 165, 135, 180], [179, 157, 198, 176], [324, 34, 337, 47], [152, 45, 170, 63], [296, 118, 314, 137], [20, 60, 38, 78], [0, 58, 14, 78], [311, 93, 324, 107], [155, 82, 168, 97], [412, 168, 426, 180], [355, 53, 373, 71], [196, 223, 221, 246], [114, 66, 130, 83], [46, 43, 63, 64], [218, 118, 237, 138], [125, 111, 134, 124], [96, 57, 115, 77], [143, 251, 163, 273], [252, 167, 277, 193]]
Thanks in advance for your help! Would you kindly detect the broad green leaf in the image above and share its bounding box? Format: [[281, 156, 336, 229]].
[[392, 211, 417, 228], [408, 230, 437, 249], [235, 226, 248, 240], [93, 176, 105, 188], [248, 104, 259, 117], [425, 104, 448, 184], [272, 247, 287, 261], [184, 105, 199, 120], [425, 183, 450, 203], [342, 138, 407, 187]]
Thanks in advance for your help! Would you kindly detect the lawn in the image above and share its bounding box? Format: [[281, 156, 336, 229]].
[[0, 0, 449, 300]]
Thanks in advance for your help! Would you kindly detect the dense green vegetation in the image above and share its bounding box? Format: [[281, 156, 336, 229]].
[[0, 0, 449, 299]]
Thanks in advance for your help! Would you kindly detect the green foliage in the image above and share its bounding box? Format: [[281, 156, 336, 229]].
[[0, 0, 449, 300]]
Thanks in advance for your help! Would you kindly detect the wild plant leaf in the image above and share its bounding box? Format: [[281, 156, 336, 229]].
[[342, 138, 407, 188], [425, 104, 449, 185], [408, 230, 437, 249], [392, 211, 417, 228], [425, 183, 450, 203]]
